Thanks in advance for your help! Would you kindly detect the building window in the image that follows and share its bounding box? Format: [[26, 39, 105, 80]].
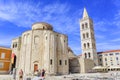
[[15, 43, 17, 47], [13, 44, 14, 48], [50, 59, 52, 65], [1, 53, 5, 59], [82, 24, 84, 29], [106, 63, 107, 66], [59, 60, 62, 65], [85, 23, 88, 28], [85, 53, 87, 58], [105, 54, 108, 56], [116, 57, 119, 60], [86, 33, 89, 38], [99, 58, 102, 62], [105, 58, 107, 61], [110, 57, 112, 61], [46, 36, 47, 40], [43, 26, 45, 29], [88, 52, 91, 58], [117, 61, 119, 65], [83, 34, 85, 39], [87, 43, 90, 48], [0, 62, 4, 68], [13, 42, 17, 48], [115, 53, 119, 55], [84, 43, 86, 49], [65, 60, 67, 65], [99, 55, 102, 57], [109, 53, 113, 56], [111, 62, 113, 66]]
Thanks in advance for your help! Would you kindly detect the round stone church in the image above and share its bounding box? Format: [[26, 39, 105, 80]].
[[12, 22, 69, 76]]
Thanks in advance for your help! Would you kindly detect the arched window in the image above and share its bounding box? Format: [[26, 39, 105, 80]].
[[82, 24, 84, 29], [85, 23, 88, 28], [13, 44, 14, 48], [86, 33, 89, 38], [87, 43, 90, 48], [43, 26, 45, 29], [83, 33, 85, 39], [65, 60, 67, 65], [15, 43, 17, 48], [84, 43, 86, 49], [50, 59, 52, 65], [46, 36, 47, 40], [94, 43, 96, 48], [85, 53, 87, 58], [105, 58, 107, 61], [88, 52, 91, 58], [59, 60, 62, 65]]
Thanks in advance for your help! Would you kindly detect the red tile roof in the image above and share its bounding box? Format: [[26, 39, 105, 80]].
[[97, 49, 120, 54]]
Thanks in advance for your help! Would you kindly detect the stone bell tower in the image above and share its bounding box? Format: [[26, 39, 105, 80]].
[[80, 8, 98, 66]]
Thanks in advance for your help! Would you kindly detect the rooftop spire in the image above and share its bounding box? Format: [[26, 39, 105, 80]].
[[83, 8, 89, 19]]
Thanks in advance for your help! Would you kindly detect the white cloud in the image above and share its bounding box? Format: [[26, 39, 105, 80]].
[[0, 1, 83, 54], [0, 1, 82, 34], [96, 42, 120, 52], [113, 10, 120, 28], [111, 31, 120, 35], [113, 0, 120, 7], [94, 20, 108, 32], [95, 34, 105, 39], [111, 38, 120, 42]]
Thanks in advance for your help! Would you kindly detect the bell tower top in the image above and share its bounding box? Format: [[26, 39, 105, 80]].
[[83, 8, 89, 19]]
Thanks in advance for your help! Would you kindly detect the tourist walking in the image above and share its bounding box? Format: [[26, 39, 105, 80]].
[[41, 69, 45, 80], [19, 69, 23, 80]]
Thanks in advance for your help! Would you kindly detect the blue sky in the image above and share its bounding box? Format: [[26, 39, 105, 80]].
[[0, 0, 120, 55]]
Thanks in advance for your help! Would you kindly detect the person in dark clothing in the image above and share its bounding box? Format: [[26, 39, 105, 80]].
[[41, 69, 45, 78]]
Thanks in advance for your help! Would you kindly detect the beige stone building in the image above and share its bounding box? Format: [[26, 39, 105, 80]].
[[96, 50, 120, 72], [80, 8, 98, 66], [69, 8, 96, 73], [11, 22, 69, 76]]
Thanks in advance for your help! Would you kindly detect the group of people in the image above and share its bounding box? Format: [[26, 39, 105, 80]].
[[34, 69, 46, 78], [19, 69, 45, 80]]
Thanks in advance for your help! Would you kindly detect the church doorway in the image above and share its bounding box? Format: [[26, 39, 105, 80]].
[[34, 64, 38, 72]]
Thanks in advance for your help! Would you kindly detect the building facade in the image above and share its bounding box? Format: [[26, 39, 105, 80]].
[[11, 22, 69, 76], [97, 50, 120, 71], [11, 37, 21, 72], [0, 47, 12, 73]]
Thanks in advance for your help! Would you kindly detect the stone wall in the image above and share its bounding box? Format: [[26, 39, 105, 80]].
[[80, 58, 94, 73], [69, 57, 80, 73]]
